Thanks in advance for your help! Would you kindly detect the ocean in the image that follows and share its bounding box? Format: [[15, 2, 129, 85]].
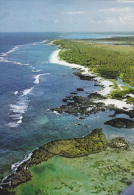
[[0, 32, 133, 183]]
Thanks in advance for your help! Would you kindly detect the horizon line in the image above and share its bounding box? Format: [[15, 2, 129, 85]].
[[0, 31, 134, 33]]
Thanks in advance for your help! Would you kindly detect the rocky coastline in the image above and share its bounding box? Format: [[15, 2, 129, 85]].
[[0, 129, 106, 192], [51, 72, 134, 120], [0, 128, 130, 194], [1, 43, 134, 194]]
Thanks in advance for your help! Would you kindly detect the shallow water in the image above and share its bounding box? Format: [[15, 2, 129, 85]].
[[15, 148, 134, 195], [0, 32, 134, 183], [117, 77, 134, 90]]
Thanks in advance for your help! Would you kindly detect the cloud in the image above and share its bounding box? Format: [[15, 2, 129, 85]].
[[100, 7, 131, 12], [92, 5, 134, 30], [99, 6, 134, 25], [115, 0, 134, 3], [119, 14, 134, 25], [61, 11, 87, 15], [54, 19, 59, 23]]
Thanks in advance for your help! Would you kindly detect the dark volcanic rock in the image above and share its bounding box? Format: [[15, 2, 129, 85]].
[[52, 94, 106, 116], [1, 129, 107, 190], [105, 118, 134, 128], [116, 110, 134, 119], [2, 166, 31, 187], [70, 92, 77, 95], [73, 72, 95, 80], [88, 92, 106, 100], [77, 88, 84, 91]]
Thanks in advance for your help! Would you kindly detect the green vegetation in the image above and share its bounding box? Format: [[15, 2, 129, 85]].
[[53, 39, 134, 86], [14, 148, 134, 195], [110, 89, 134, 100], [126, 97, 134, 104], [94, 36, 134, 46]]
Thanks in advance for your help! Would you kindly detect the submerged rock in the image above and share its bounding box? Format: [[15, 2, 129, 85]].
[[105, 118, 134, 128], [1, 127, 131, 195], [1, 129, 107, 190]]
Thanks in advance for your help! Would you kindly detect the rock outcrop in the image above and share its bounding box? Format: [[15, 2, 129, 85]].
[[52, 93, 106, 116], [105, 118, 134, 128], [109, 137, 129, 149], [2, 129, 107, 190], [31, 128, 107, 163]]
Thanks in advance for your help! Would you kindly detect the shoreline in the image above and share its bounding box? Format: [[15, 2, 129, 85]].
[[49, 49, 92, 75], [1, 128, 133, 195], [1, 129, 107, 188], [1, 42, 134, 194], [50, 48, 134, 112]]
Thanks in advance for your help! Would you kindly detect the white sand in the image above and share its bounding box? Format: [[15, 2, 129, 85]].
[[95, 98, 134, 111], [50, 49, 114, 96], [49, 49, 96, 76], [50, 49, 134, 111], [94, 77, 114, 96], [127, 94, 134, 98]]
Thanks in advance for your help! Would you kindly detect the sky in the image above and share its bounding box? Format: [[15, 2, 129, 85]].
[[0, 0, 134, 32]]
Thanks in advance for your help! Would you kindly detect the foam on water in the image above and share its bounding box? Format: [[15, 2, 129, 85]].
[[33, 74, 41, 84], [9, 114, 23, 120], [1, 32, 134, 187], [9, 103, 28, 114], [7, 70, 50, 127], [39, 40, 47, 44], [53, 110, 60, 115], [32, 69, 41, 72], [7, 122, 19, 128], [17, 120, 22, 124], [0, 58, 12, 63], [13, 61, 29, 66], [23, 87, 34, 96], [31, 40, 47, 45], [14, 91, 18, 95], [33, 73, 50, 84], [11, 152, 32, 173], [7, 92, 30, 127], [1, 46, 19, 57]]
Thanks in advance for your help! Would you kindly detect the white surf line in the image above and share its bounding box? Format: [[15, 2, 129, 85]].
[[8, 90, 31, 127], [34, 74, 41, 84], [23, 87, 34, 96], [33, 73, 50, 84], [11, 152, 32, 173], [50, 48, 134, 111], [14, 91, 18, 95]]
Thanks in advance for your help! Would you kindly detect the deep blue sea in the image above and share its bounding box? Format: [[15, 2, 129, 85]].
[[0, 32, 134, 182]]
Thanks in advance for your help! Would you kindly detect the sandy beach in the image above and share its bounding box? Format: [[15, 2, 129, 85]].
[[50, 49, 134, 112], [50, 49, 94, 76]]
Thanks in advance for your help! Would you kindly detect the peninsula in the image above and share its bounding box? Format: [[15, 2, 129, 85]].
[[1, 37, 134, 195]]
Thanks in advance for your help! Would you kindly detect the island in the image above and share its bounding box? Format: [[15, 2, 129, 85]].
[[1, 36, 134, 195]]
